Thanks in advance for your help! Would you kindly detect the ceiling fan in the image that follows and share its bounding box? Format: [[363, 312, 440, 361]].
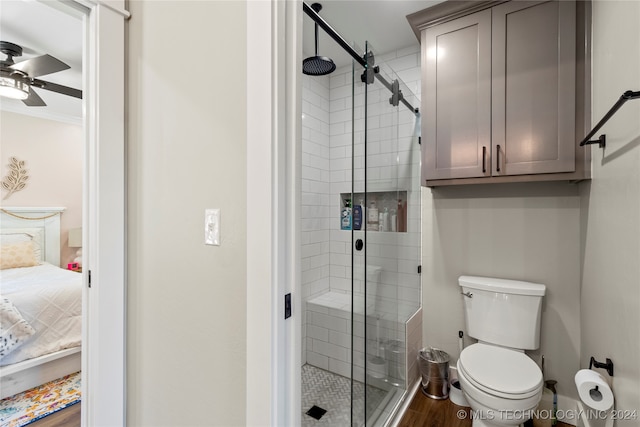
[[0, 41, 82, 106]]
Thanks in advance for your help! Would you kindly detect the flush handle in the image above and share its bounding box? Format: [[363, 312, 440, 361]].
[[461, 291, 473, 298]]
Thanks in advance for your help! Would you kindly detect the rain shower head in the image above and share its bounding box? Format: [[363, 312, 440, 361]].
[[303, 55, 335, 76], [303, 3, 336, 76]]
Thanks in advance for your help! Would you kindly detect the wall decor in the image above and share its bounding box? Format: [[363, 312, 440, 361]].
[[1, 157, 30, 200]]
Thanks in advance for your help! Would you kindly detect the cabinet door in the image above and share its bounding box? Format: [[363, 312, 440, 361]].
[[422, 9, 491, 181], [492, 0, 576, 176]]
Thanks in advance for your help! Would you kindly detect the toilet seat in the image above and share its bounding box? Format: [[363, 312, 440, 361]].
[[458, 343, 543, 399]]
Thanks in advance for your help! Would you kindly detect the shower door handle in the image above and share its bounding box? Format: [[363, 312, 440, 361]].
[[355, 239, 364, 251]]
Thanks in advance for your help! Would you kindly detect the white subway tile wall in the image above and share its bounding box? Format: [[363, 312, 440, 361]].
[[302, 74, 332, 365], [301, 46, 423, 383]]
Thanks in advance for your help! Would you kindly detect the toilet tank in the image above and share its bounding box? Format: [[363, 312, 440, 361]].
[[459, 276, 546, 350]]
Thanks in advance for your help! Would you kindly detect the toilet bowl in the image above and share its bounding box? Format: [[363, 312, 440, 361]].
[[457, 343, 543, 427], [457, 276, 547, 427]]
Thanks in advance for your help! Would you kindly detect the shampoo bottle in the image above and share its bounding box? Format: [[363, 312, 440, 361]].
[[341, 199, 352, 230], [367, 200, 379, 231], [397, 199, 405, 232], [353, 199, 362, 230], [390, 208, 397, 232], [382, 207, 390, 232]]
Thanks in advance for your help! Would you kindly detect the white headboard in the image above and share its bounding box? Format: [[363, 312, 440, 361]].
[[0, 207, 66, 266]]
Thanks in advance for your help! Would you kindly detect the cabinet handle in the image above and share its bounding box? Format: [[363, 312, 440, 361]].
[[482, 146, 486, 173], [496, 145, 501, 172]]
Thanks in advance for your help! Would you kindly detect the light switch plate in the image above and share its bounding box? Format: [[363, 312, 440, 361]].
[[205, 209, 220, 246]]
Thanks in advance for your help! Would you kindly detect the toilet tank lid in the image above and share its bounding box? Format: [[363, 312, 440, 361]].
[[459, 276, 546, 296]]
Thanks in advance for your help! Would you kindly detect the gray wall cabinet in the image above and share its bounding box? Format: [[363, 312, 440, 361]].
[[423, 9, 492, 180], [410, 0, 590, 187]]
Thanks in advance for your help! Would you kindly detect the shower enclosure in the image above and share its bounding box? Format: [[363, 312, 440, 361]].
[[301, 6, 422, 426]]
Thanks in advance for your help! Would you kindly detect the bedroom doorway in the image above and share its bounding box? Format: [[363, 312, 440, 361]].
[[0, 1, 85, 419], [0, 0, 127, 425]]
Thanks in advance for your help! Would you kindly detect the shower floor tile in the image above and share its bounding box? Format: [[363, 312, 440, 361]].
[[302, 364, 388, 427]]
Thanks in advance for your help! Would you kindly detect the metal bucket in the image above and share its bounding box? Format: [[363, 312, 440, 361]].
[[419, 347, 450, 399]]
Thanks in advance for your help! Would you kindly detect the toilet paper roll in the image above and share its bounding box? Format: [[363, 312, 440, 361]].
[[575, 369, 614, 411]]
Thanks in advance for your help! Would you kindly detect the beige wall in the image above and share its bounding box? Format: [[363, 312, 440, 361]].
[[580, 0, 640, 418], [0, 111, 83, 267], [126, 1, 247, 425], [421, 182, 582, 401]]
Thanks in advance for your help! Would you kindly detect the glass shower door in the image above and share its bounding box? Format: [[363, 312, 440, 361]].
[[350, 41, 368, 427], [353, 42, 422, 426], [351, 40, 398, 427]]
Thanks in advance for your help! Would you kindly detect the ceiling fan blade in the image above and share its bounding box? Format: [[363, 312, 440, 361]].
[[10, 54, 70, 77], [32, 78, 82, 99], [22, 88, 46, 107]]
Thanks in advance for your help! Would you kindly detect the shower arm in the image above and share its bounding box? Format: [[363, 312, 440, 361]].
[[314, 20, 319, 56], [303, 2, 366, 67], [303, 2, 420, 116]]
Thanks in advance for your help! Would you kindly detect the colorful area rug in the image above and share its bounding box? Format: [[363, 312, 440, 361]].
[[0, 371, 81, 427]]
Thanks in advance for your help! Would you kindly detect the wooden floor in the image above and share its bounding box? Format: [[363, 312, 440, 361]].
[[28, 402, 80, 427], [398, 391, 472, 427], [398, 389, 573, 427]]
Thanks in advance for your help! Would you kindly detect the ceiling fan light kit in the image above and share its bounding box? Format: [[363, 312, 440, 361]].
[[0, 70, 30, 100], [0, 40, 81, 105]]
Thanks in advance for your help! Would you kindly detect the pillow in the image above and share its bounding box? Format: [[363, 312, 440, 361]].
[[0, 230, 43, 263], [0, 296, 36, 359], [0, 241, 38, 270]]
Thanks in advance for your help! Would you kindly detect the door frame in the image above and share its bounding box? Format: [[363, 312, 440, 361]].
[[82, 1, 128, 424], [246, 1, 301, 425], [47, 0, 129, 425]]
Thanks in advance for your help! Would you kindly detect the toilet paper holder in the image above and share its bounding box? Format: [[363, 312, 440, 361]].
[[589, 356, 614, 377]]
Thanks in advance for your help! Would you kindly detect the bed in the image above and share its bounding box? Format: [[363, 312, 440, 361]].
[[0, 207, 82, 399]]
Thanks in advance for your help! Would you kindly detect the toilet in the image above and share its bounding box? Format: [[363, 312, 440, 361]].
[[456, 276, 546, 427]]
